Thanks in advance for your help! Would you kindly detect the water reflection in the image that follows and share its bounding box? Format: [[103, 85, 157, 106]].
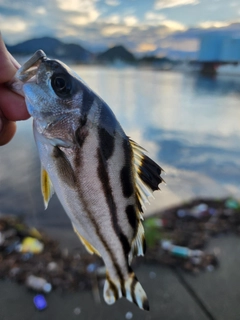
[[194, 74, 240, 96], [0, 67, 240, 225]]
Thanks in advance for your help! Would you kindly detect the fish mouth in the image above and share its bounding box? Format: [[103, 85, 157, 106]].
[[8, 50, 47, 97], [16, 50, 47, 84]]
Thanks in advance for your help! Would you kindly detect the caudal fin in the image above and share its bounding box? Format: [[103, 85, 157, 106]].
[[103, 270, 149, 311]]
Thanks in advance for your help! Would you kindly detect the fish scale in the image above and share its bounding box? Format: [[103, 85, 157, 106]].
[[11, 50, 164, 311]]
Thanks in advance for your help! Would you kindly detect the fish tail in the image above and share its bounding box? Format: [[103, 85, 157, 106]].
[[103, 270, 149, 311]]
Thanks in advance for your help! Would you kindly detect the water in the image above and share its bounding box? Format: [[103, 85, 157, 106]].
[[1, 67, 240, 227]]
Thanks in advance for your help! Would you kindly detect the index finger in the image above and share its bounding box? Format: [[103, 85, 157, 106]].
[[0, 34, 29, 121]]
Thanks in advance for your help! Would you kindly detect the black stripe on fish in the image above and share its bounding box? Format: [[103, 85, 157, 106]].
[[81, 87, 95, 116], [97, 148, 131, 260], [99, 101, 118, 137], [125, 205, 138, 233], [142, 297, 150, 311], [130, 274, 138, 306], [106, 272, 119, 300], [120, 139, 134, 198], [76, 166, 125, 287], [142, 233, 146, 255], [136, 197, 143, 214], [74, 145, 127, 287], [75, 118, 89, 148], [98, 127, 115, 160], [138, 155, 163, 191], [52, 146, 76, 188]]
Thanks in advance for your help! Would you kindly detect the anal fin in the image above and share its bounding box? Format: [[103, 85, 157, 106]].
[[41, 167, 54, 209], [72, 224, 100, 256]]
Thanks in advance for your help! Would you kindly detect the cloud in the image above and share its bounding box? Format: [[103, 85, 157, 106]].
[[137, 43, 157, 52], [155, 0, 199, 9], [145, 12, 166, 25], [35, 7, 46, 15], [0, 15, 28, 34], [198, 21, 230, 29], [1, 0, 240, 59], [123, 16, 138, 26], [67, 11, 100, 26], [101, 24, 132, 36], [103, 14, 121, 24], [105, 0, 120, 6], [161, 20, 186, 31], [161, 38, 199, 51], [56, 0, 100, 25], [56, 0, 98, 12]]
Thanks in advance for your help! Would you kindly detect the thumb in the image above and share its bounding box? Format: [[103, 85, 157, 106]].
[[0, 114, 16, 146], [0, 32, 17, 83]]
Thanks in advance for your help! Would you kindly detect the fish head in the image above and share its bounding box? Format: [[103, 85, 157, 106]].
[[18, 51, 83, 123]]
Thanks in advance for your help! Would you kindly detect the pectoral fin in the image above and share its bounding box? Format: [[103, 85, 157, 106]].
[[41, 167, 54, 209], [72, 223, 100, 256]]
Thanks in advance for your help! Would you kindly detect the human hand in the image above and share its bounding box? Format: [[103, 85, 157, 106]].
[[0, 33, 29, 146]]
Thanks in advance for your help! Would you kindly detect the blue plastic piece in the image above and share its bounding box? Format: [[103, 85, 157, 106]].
[[171, 246, 189, 258], [33, 294, 47, 310]]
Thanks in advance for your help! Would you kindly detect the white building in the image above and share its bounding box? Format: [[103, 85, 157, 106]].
[[198, 33, 240, 63]]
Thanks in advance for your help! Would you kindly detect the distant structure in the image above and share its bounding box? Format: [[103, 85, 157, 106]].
[[198, 34, 240, 74]]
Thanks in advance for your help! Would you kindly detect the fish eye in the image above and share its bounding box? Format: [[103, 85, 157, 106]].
[[51, 74, 72, 98]]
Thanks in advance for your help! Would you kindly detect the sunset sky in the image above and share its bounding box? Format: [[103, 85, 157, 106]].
[[1, 0, 240, 56]]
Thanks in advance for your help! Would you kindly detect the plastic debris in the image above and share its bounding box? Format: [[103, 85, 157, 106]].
[[18, 237, 44, 254], [26, 275, 52, 293], [47, 262, 59, 272], [33, 294, 47, 310], [161, 240, 203, 259], [125, 311, 133, 319], [177, 209, 187, 218], [206, 265, 215, 272], [0, 215, 100, 293], [73, 307, 81, 315], [191, 203, 209, 219], [0, 232, 4, 245], [1, 196, 240, 294], [149, 271, 157, 279], [21, 252, 33, 261], [225, 198, 240, 210], [87, 263, 97, 273]]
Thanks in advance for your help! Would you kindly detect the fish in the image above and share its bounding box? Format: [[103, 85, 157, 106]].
[[11, 50, 164, 311]]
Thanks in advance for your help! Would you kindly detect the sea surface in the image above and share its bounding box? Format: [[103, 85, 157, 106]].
[[1, 66, 240, 227]]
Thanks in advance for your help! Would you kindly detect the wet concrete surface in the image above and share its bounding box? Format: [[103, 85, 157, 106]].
[[0, 261, 209, 320], [1, 226, 240, 320]]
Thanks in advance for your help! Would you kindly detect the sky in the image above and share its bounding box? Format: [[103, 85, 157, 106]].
[[1, 0, 240, 57]]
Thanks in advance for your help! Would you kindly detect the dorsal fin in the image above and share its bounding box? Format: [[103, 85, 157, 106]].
[[41, 167, 54, 209], [130, 139, 164, 212], [128, 222, 146, 263], [128, 139, 164, 261], [72, 223, 101, 256]]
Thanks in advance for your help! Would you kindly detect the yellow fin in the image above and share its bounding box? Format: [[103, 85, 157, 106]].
[[41, 167, 54, 209], [72, 224, 100, 256], [129, 138, 164, 213]]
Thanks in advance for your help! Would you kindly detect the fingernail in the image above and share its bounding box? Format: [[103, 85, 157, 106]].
[[0, 117, 3, 134], [9, 52, 21, 69]]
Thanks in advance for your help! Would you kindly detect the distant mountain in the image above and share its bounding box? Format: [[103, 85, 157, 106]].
[[139, 55, 173, 64], [97, 45, 136, 63], [7, 37, 93, 63]]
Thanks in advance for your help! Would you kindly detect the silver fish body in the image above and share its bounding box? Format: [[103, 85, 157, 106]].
[[14, 51, 163, 311]]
